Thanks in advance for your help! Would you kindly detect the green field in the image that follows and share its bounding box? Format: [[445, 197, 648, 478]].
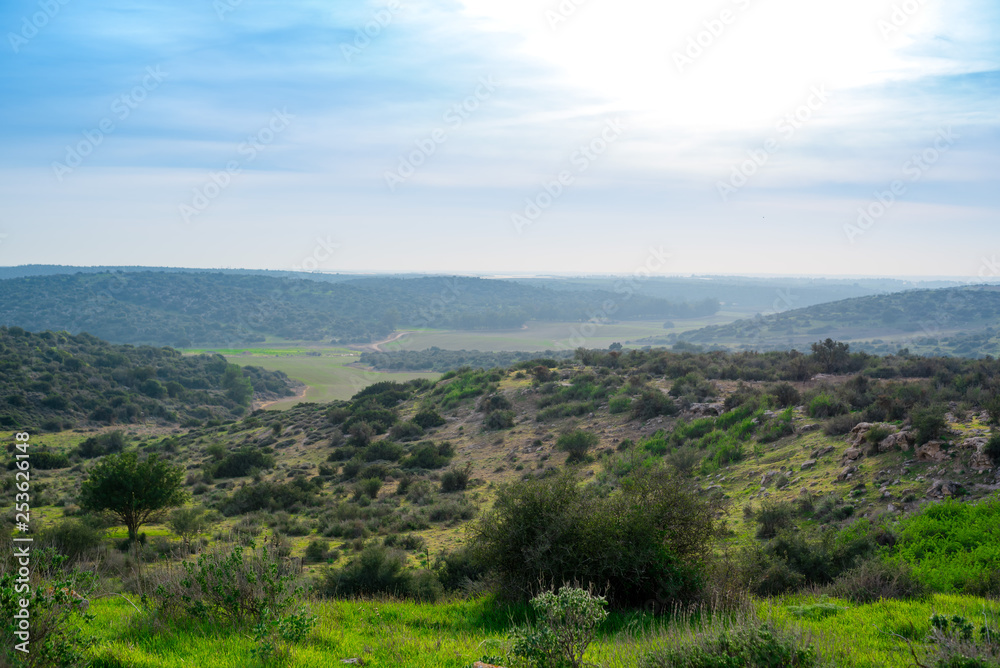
[[77, 593, 1000, 667], [380, 316, 742, 354], [185, 346, 440, 408]]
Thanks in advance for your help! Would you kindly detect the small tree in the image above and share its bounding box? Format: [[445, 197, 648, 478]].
[[168, 506, 214, 551], [79, 451, 188, 542], [556, 431, 598, 464]]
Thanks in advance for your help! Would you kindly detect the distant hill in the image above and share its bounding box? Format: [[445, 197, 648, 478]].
[[0, 328, 298, 431], [0, 272, 718, 347], [674, 285, 1000, 357]]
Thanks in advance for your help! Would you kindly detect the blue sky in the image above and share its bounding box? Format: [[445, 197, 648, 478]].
[[0, 0, 997, 277]]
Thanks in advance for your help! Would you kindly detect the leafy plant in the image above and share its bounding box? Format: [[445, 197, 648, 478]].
[[504, 586, 608, 668]]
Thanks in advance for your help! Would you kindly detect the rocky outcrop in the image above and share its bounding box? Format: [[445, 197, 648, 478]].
[[689, 403, 725, 417], [800, 460, 817, 471], [960, 436, 994, 470], [927, 479, 965, 498], [837, 465, 857, 482], [878, 431, 914, 453], [915, 440, 951, 463]]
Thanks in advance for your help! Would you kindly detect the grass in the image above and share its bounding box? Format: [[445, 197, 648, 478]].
[[78, 593, 1000, 667], [208, 346, 439, 407]]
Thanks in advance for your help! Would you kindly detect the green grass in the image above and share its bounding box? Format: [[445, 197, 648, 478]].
[[207, 347, 438, 407], [78, 593, 1000, 667], [380, 320, 730, 353]]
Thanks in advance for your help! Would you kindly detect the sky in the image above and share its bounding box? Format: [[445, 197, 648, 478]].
[[0, 0, 997, 278]]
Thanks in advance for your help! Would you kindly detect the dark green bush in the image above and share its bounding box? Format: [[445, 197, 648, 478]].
[[556, 430, 598, 463], [469, 467, 715, 608], [440, 463, 473, 492], [640, 622, 820, 668], [631, 390, 678, 421]]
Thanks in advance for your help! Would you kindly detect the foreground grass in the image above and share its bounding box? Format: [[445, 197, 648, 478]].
[[78, 593, 1000, 667]]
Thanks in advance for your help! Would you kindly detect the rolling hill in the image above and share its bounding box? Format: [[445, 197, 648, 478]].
[[0, 272, 718, 347], [673, 285, 1000, 357]]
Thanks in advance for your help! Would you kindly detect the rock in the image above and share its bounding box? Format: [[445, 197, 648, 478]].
[[887, 503, 899, 513], [916, 440, 951, 463], [800, 460, 817, 471], [811, 445, 835, 458], [843, 447, 863, 461], [961, 437, 989, 451], [798, 423, 821, 433], [846, 422, 875, 447], [689, 402, 725, 417], [760, 470, 781, 486], [837, 465, 857, 482], [927, 479, 964, 498], [341, 660, 365, 666], [473, 663, 505, 668], [879, 431, 914, 453]]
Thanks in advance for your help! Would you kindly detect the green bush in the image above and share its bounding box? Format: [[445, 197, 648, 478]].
[[484, 410, 516, 431], [321, 545, 441, 601], [824, 558, 927, 603], [503, 587, 608, 668], [469, 467, 714, 608], [888, 499, 1000, 593], [440, 463, 473, 492], [609, 396, 632, 414], [631, 390, 678, 421], [401, 441, 454, 470], [412, 408, 446, 429], [912, 406, 948, 445], [640, 622, 820, 668], [556, 430, 598, 463], [986, 434, 1000, 465], [808, 393, 846, 419]]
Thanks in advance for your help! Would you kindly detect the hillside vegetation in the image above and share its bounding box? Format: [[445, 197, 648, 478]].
[[0, 272, 719, 347], [676, 285, 1000, 357], [6, 342, 1000, 666], [0, 328, 297, 431]]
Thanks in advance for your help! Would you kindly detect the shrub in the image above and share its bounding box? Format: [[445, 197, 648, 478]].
[[0, 549, 97, 668], [912, 406, 948, 445], [484, 410, 516, 431], [154, 544, 309, 626], [809, 393, 846, 419], [755, 500, 795, 539], [824, 558, 928, 603], [640, 621, 820, 668], [363, 440, 404, 462], [40, 518, 106, 561], [609, 396, 632, 414], [76, 431, 127, 459], [440, 463, 473, 492], [824, 413, 863, 436], [770, 382, 801, 408], [320, 545, 411, 599], [210, 448, 275, 478], [631, 390, 678, 421], [469, 467, 715, 607], [503, 587, 608, 668], [304, 539, 330, 563], [401, 441, 454, 470], [388, 421, 424, 442], [556, 430, 598, 464], [412, 408, 446, 429], [986, 434, 1000, 466]]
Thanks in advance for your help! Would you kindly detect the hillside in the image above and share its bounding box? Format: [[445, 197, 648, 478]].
[[673, 285, 1000, 357], [0, 272, 718, 347], [8, 344, 1000, 666], [0, 328, 298, 431]]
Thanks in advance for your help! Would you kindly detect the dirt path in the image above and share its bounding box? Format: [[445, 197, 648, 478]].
[[253, 384, 309, 411], [349, 331, 412, 353]]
